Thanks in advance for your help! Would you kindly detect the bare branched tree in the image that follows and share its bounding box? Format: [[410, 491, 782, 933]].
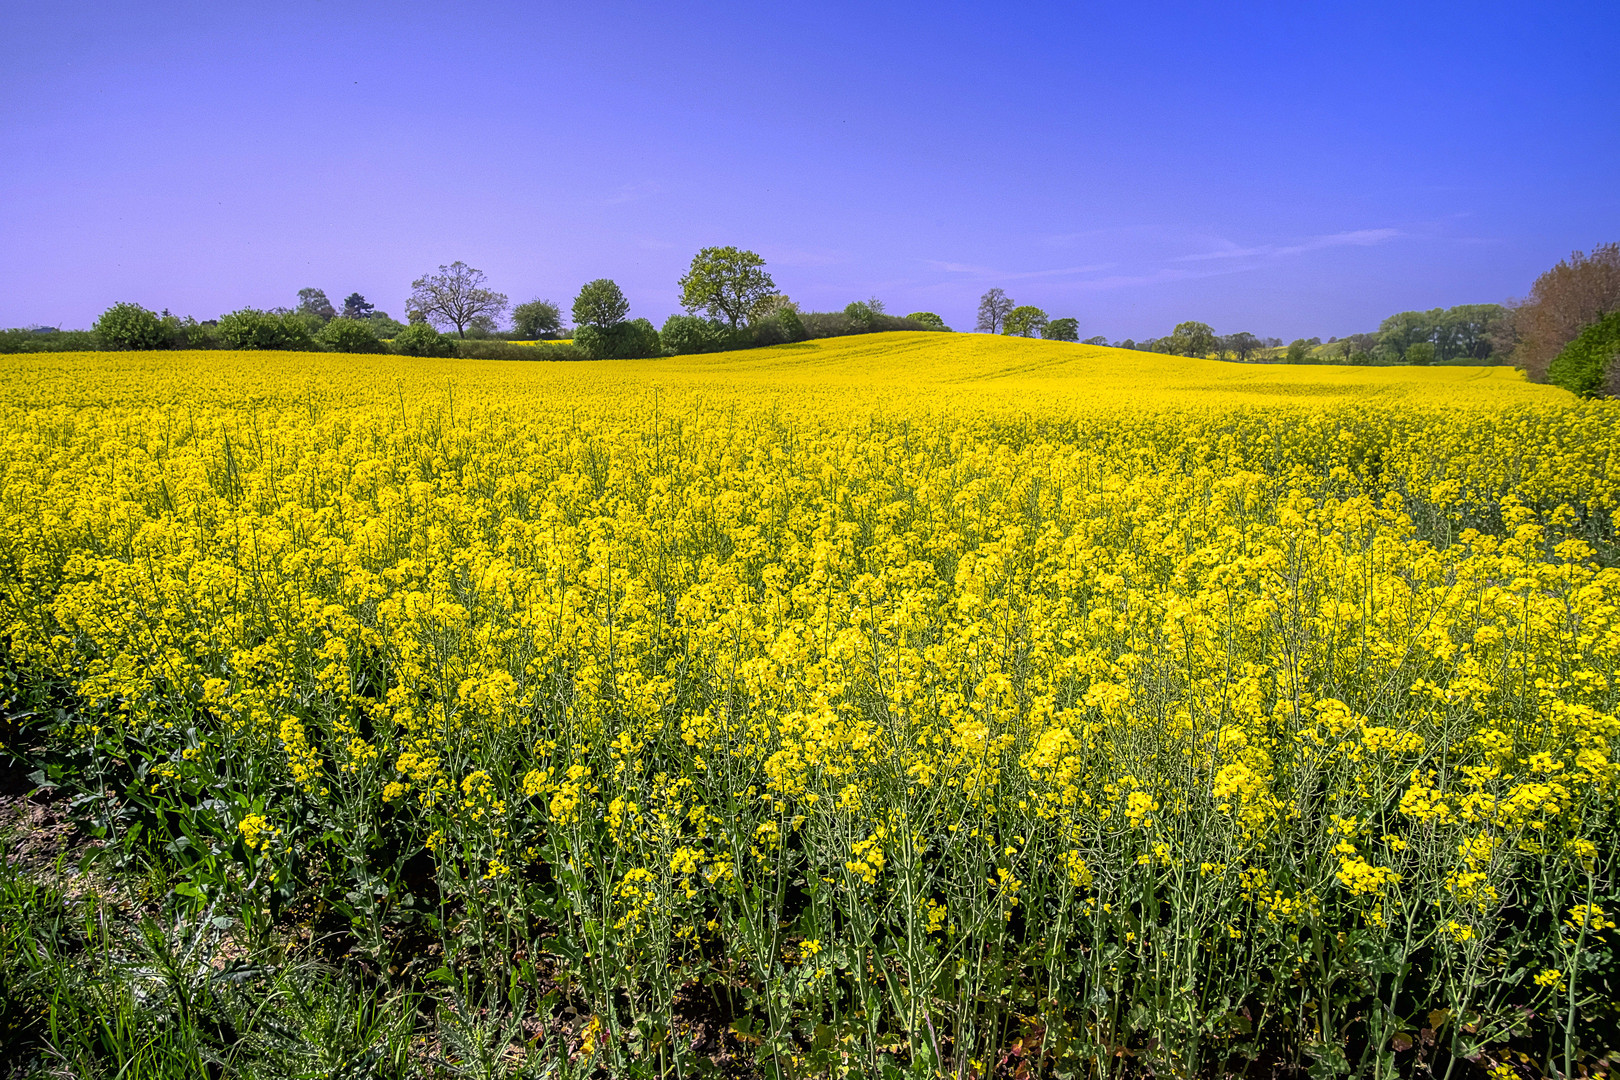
[[408, 262, 509, 338], [1509, 242, 1620, 381], [976, 288, 1013, 333]]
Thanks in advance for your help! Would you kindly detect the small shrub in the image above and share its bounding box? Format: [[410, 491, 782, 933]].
[[619, 319, 662, 358], [367, 312, 408, 338], [1405, 341, 1436, 366], [1548, 310, 1620, 398], [661, 315, 728, 355], [749, 311, 809, 347], [217, 309, 317, 350], [317, 317, 385, 354], [390, 323, 459, 357], [0, 328, 103, 353], [774, 308, 806, 342], [800, 311, 945, 340], [454, 339, 581, 360], [166, 317, 219, 349], [844, 301, 877, 332], [905, 311, 949, 331], [95, 303, 167, 350], [511, 299, 563, 339], [575, 319, 662, 360]]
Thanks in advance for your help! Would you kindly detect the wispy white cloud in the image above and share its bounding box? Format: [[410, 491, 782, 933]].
[[922, 259, 1116, 280], [924, 260, 993, 274], [917, 226, 1404, 299], [1175, 228, 1402, 263], [602, 181, 663, 205]]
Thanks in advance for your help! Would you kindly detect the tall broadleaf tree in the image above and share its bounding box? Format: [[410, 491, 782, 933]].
[[1168, 320, 1217, 357], [572, 280, 630, 333], [512, 299, 563, 339], [1004, 305, 1049, 337], [678, 247, 776, 329], [296, 288, 337, 322]]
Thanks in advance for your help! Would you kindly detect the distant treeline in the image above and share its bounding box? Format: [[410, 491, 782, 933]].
[[13, 242, 1617, 393], [1131, 304, 1508, 366], [972, 244, 1620, 398], [968, 288, 1514, 366], [1, 248, 946, 360]]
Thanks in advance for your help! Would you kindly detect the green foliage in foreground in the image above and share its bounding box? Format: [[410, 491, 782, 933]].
[[904, 312, 950, 332], [1548, 310, 1620, 398], [2, 401, 1618, 1078]]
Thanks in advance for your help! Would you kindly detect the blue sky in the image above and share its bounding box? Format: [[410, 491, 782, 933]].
[[2, 0, 1616, 340]]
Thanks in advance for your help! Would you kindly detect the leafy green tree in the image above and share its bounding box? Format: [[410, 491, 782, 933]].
[[341, 292, 375, 320], [1377, 310, 1436, 359], [1043, 317, 1079, 342], [408, 262, 509, 338], [1284, 338, 1316, 364], [976, 289, 1013, 333], [216, 309, 317, 350], [678, 247, 776, 329], [844, 301, 877, 332], [1083, 335, 1110, 346], [1224, 331, 1262, 362], [1433, 303, 1506, 361], [1547, 310, 1620, 397], [296, 288, 337, 322], [94, 302, 167, 350], [572, 279, 630, 334], [511, 300, 563, 339], [1404, 341, 1436, 365], [1003, 306, 1048, 337], [366, 311, 407, 337], [317, 317, 384, 354], [905, 312, 949, 331], [1169, 321, 1217, 357], [390, 323, 458, 357]]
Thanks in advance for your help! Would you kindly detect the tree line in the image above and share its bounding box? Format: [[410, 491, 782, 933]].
[[10, 242, 1616, 392], [1130, 304, 1509, 366], [0, 248, 948, 360], [968, 241, 1620, 395], [975, 289, 1513, 366]]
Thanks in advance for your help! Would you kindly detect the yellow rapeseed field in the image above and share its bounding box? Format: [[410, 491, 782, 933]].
[[1, 333, 1616, 1077]]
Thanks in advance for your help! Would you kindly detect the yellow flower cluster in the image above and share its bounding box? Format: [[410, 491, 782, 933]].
[[0, 336, 1614, 1071]]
